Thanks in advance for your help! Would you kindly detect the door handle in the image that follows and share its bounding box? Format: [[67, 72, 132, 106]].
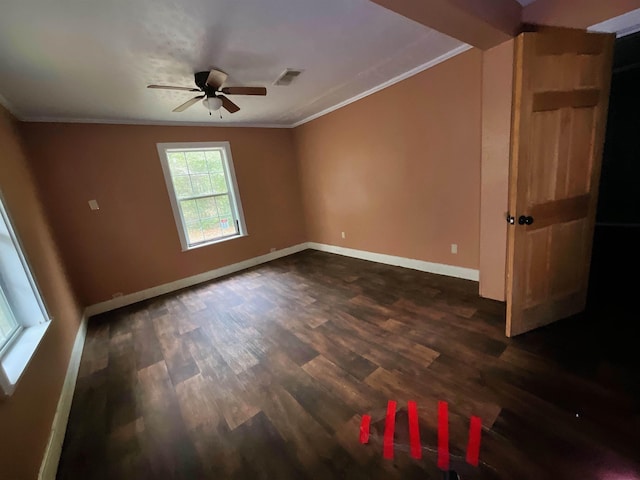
[[518, 215, 534, 225]]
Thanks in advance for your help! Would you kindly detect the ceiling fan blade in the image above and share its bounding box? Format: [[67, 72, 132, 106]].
[[221, 86, 267, 96], [206, 69, 228, 90], [172, 95, 205, 112], [148, 84, 200, 92], [219, 95, 240, 113]]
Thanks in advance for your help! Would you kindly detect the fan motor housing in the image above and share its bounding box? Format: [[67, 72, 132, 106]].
[[194, 71, 214, 93]]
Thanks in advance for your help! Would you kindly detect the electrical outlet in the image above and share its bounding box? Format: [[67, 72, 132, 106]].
[[451, 244, 458, 254], [341, 231, 346, 239], [88, 199, 100, 211]]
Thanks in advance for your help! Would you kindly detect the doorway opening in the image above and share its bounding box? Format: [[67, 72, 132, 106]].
[[588, 30, 640, 363]]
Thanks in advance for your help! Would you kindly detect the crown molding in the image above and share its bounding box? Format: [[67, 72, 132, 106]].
[[19, 116, 292, 129], [290, 44, 472, 128]]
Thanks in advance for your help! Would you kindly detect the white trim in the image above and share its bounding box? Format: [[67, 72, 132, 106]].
[[589, 8, 640, 38], [38, 314, 88, 480], [84, 243, 309, 316], [85, 241, 479, 316], [0, 191, 51, 330], [1, 190, 53, 395], [307, 242, 480, 281], [615, 24, 640, 38], [290, 44, 473, 127], [0, 323, 50, 396], [18, 116, 292, 128], [85, 241, 479, 317]]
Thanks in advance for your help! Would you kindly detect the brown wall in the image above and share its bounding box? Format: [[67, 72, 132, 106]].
[[293, 49, 483, 270], [20, 123, 306, 306], [0, 107, 83, 479], [479, 40, 514, 301]]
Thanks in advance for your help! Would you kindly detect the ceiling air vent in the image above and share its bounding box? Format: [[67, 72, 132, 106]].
[[274, 69, 303, 86]]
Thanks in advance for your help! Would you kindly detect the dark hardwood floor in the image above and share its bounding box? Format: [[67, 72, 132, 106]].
[[57, 250, 640, 479]]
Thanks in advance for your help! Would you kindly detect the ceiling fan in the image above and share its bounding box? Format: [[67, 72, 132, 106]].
[[147, 69, 267, 114]]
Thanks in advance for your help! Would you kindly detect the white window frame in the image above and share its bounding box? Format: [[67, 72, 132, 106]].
[[157, 141, 248, 251], [0, 192, 51, 396]]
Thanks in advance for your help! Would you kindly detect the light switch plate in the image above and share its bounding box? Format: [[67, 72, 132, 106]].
[[88, 200, 99, 211]]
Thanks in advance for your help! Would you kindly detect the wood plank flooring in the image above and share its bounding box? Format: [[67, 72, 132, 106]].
[[57, 250, 640, 479]]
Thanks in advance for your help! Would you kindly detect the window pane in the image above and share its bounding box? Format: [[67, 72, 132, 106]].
[[185, 151, 207, 174], [215, 195, 232, 217], [186, 223, 204, 244], [191, 174, 213, 196], [201, 217, 222, 240], [173, 175, 193, 198], [0, 287, 19, 349], [205, 151, 224, 173], [220, 215, 235, 235], [196, 197, 217, 218], [211, 173, 228, 194], [180, 199, 200, 224], [168, 152, 189, 176]]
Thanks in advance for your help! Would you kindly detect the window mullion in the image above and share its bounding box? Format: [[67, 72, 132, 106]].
[[178, 192, 227, 202], [192, 197, 204, 245], [183, 151, 197, 197]]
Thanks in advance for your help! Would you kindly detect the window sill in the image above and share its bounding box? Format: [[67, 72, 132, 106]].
[[182, 232, 248, 252], [0, 321, 50, 397]]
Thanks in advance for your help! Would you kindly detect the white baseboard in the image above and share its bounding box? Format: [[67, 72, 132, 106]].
[[85, 243, 309, 317], [306, 242, 480, 281], [85, 241, 478, 318], [38, 313, 88, 480]]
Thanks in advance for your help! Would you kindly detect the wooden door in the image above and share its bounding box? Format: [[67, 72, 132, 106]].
[[506, 27, 615, 337]]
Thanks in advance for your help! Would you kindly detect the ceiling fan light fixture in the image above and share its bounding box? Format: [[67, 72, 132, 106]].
[[150, 69, 264, 114], [202, 96, 223, 111]]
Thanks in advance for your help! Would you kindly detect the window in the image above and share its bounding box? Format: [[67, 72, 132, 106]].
[[1, 193, 50, 396], [0, 288, 19, 350], [157, 142, 247, 251]]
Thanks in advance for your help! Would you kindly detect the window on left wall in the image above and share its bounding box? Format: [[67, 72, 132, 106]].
[[0, 192, 50, 396]]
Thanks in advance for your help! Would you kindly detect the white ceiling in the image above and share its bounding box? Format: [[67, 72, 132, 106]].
[[0, 0, 466, 127]]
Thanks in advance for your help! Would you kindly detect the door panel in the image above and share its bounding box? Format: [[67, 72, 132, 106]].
[[566, 108, 596, 196], [506, 27, 614, 337], [523, 229, 550, 306], [529, 110, 561, 203]]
